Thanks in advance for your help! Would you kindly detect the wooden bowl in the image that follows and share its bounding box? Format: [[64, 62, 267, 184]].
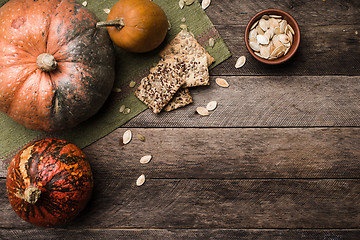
[[245, 9, 300, 64]]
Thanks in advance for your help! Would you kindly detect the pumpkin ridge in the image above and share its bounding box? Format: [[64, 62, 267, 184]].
[[1, 66, 35, 113]]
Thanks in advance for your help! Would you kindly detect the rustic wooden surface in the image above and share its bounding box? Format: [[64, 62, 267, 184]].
[[1, 0, 360, 239]]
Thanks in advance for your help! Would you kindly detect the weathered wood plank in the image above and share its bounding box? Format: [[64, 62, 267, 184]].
[[124, 76, 360, 127], [0, 179, 359, 229], [85, 128, 360, 179], [204, 0, 360, 76], [209, 25, 360, 76], [206, 0, 360, 26], [1, 128, 359, 178], [0, 228, 359, 240]]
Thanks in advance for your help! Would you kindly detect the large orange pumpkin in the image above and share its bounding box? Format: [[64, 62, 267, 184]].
[[0, 0, 115, 131], [98, 0, 168, 53]]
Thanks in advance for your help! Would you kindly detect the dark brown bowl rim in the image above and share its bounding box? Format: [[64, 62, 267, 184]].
[[245, 9, 301, 64]]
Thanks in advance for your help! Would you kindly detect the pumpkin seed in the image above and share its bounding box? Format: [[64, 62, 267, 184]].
[[287, 24, 295, 35], [256, 34, 269, 45], [269, 14, 282, 18], [249, 41, 260, 52], [254, 51, 262, 58], [206, 101, 217, 111], [278, 34, 290, 44], [272, 35, 283, 48], [82, 1, 87, 7], [274, 26, 281, 35], [270, 45, 285, 58], [136, 174, 145, 186], [137, 134, 146, 142], [259, 19, 268, 32], [269, 18, 279, 29], [280, 20, 287, 34], [250, 20, 259, 30], [103, 8, 110, 14], [235, 56, 246, 68], [129, 81, 136, 88], [140, 155, 152, 164], [119, 105, 126, 113], [196, 107, 210, 116], [123, 130, 132, 145], [249, 28, 258, 42], [179, 0, 185, 9], [168, 20, 171, 30], [202, 0, 211, 10], [184, 0, 195, 6], [112, 87, 121, 93], [215, 78, 229, 88], [181, 17, 186, 23], [123, 108, 131, 115], [260, 45, 271, 59], [209, 38, 215, 48]]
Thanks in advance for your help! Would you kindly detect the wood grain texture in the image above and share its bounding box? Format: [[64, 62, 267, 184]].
[[84, 128, 360, 179], [0, 229, 360, 240], [0, 178, 359, 229], [2, 128, 359, 178], [206, 0, 360, 76], [206, 0, 360, 26], [1, 0, 359, 238], [124, 76, 360, 127], [211, 25, 360, 76]]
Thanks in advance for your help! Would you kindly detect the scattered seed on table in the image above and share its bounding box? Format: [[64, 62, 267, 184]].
[[136, 174, 146, 186], [168, 20, 171, 31], [196, 107, 210, 116], [129, 81, 136, 88], [179, 0, 184, 9], [235, 56, 246, 68], [123, 130, 132, 145], [119, 105, 126, 113], [206, 101, 217, 111], [103, 8, 110, 14], [185, 0, 195, 6], [140, 155, 152, 164], [215, 78, 229, 88], [202, 0, 211, 9], [137, 134, 146, 142], [123, 108, 131, 115], [209, 38, 215, 48]]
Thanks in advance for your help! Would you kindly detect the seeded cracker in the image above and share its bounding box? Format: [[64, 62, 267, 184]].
[[164, 88, 193, 111], [134, 58, 186, 114], [159, 30, 214, 87]]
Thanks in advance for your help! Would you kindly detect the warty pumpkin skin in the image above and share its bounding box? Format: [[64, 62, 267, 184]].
[[6, 138, 93, 227], [102, 0, 168, 53], [0, 0, 115, 131]]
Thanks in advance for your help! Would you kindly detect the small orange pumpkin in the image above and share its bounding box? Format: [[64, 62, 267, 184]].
[[97, 0, 168, 53]]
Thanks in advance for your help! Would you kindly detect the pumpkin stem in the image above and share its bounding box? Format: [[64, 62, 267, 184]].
[[37, 53, 58, 72], [96, 18, 125, 31], [23, 186, 41, 204]]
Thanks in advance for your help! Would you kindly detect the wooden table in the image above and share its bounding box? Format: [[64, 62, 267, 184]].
[[1, 0, 359, 239]]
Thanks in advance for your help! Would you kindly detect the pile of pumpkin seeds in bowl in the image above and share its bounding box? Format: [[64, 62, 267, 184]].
[[248, 14, 295, 60]]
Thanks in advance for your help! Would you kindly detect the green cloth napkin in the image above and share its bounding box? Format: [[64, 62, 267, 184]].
[[0, 0, 231, 162]]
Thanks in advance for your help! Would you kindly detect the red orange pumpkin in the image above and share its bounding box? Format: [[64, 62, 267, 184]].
[[0, 0, 115, 131], [98, 0, 168, 53], [6, 138, 93, 227]]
